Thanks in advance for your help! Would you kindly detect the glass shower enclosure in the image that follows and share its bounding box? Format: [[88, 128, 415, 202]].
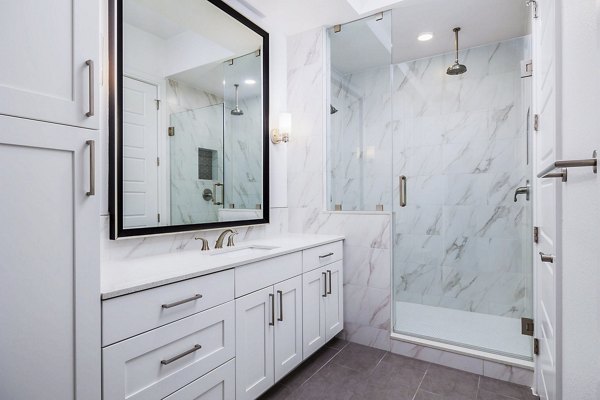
[[327, 9, 533, 361]]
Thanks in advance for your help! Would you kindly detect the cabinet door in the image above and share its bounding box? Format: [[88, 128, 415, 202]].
[[325, 261, 344, 341], [0, 0, 99, 128], [0, 116, 100, 400], [235, 286, 274, 400], [302, 267, 327, 359], [274, 276, 303, 382]]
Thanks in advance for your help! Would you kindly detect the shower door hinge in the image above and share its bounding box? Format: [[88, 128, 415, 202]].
[[533, 226, 539, 243], [155, 99, 160, 110], [521, 317, 534, 336], [157, 213, 161, 223], [533, 338, 540, 355], [534, 114, 539, 132], [168, 127, 175, 136]]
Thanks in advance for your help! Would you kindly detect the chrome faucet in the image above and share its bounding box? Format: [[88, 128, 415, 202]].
[[215, 229, 237, 249], [195, 236, 210, 251], [514, 180, 530, 202]]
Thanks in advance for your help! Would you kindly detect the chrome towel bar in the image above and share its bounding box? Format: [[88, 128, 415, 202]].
[[537, 150, 597, 182]]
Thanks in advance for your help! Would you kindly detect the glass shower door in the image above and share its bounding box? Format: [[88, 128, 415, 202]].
[[391, 36, 534, 360]]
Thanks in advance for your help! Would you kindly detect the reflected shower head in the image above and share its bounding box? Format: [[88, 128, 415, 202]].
[[330, 104, 338, 114], [231, 84, 244, 116], [447, 27, 467, 76]]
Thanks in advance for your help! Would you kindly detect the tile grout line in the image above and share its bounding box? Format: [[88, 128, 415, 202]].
[[410, 365, 429, 400], [295, 342, 350, 389]]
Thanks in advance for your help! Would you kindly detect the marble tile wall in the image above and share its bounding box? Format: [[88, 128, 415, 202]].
[[287, 27, 394, 351]]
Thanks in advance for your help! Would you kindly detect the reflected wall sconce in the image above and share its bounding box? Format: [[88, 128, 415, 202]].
[[271, 113, 291, 144]]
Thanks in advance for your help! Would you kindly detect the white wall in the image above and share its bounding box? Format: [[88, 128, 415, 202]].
[[559, 0, 600, 398]]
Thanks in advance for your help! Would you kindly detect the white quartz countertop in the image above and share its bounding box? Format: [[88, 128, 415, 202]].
[[101, 234, 344, 299]]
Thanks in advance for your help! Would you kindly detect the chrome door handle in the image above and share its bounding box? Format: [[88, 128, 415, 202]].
[[86, 140, 95, 196], [327, 270, 332, 294], [539, 252, 554, 263], [277, 290, 283, 322], [85, 60, 94, 117], [269, 293, 275, 326], [399, 175, 407, 207], [160, 344, 201, 365], [161, 294, 203, 309], [322, 272, 327, 297]]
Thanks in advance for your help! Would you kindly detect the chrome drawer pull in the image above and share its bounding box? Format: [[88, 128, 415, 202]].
[[319, 252, 334, 259], [85, 60, 94, 117], [269, 293, 275, 326], [161, 294, 202, 309], [160, 344, 201, 365], [539, 252, 555, 263], [327, 270, 332, 294], [277, 290, 283, 322], [322, 272, 327, 297]]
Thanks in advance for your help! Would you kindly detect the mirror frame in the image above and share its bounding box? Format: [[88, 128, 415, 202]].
[[109, 0, 270, 239]]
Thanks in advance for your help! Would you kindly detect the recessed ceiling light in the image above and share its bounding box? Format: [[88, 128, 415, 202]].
[[244, 79, 256, 85], [417, 32, 434, 42]]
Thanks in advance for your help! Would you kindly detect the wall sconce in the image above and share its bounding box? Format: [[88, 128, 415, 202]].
[[271, 113, 291, 144]]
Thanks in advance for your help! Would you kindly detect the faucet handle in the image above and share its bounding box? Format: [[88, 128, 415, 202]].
[[227, 231, 239, 247], [195, 237, 210, 251]]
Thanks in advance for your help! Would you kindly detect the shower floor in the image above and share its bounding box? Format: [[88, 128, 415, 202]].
[[395, 301, 531, 360]]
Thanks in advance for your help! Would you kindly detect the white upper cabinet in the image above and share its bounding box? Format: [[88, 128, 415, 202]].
[[0, 0, 99, 129]]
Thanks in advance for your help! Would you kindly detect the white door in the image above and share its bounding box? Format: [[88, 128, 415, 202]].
[[533, 1, 560, 399], [235, 286, 274, 400], [274, 276, 303, 382], [0, 0, 99, 129], [302, 267, 327, 359], [0, 116, 100, 400], [324, 261, 344, 341], [122, 77, 159, 228]]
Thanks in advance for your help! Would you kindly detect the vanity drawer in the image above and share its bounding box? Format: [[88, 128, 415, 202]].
[[102, 301, 235, 400], [235, 252, 302, 297], [302, 241, 343, 272], [163, 359, 235, 400], [102, 269, 234, 346]]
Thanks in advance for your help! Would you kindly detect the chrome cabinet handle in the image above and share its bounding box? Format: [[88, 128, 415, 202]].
[[322, 272, 327, 297], [277, 290, 283, 322], [327, 270, 332, 294], [161, 294, 202, 309], [269, 293, 275, 326], [213, 182, 224, 205], [319, 252, 334, 259], [539, 252, 555, 263], [399, 175, 407, 207], [86, 140, 95, 196], [160, 344, 201, 365], [85, 60, 94, 117]]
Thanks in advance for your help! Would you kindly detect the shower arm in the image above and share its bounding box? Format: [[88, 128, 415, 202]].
[[454, 28, 460, 63]]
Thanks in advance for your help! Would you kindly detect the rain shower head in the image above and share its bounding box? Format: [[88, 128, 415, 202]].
[[447, 27, 467, 76], [330, 105, 338, 114], [231, 84, 244, 116]]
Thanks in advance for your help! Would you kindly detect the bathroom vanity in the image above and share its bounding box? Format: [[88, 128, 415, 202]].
[[100, 235, 344, 400]]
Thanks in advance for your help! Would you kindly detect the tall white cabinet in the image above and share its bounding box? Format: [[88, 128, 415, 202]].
[[0, 1, 100, 398]]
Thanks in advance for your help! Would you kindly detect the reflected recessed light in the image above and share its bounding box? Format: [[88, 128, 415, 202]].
[[417, 32, 434, 42], [222, 80, 226, 85], [244, 79, 256, 85]]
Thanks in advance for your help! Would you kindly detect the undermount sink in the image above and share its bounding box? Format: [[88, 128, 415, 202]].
[[209, 245, 279, 258]]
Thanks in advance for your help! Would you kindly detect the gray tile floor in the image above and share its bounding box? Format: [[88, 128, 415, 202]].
[[259, 340, 539, 400]]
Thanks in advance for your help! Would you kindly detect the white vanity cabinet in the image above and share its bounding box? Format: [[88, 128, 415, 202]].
[[0, 0, 99, 128]]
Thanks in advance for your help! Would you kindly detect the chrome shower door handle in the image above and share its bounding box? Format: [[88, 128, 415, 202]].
[[399, 176, 407, 207], [86, 140, 95, 196], [539, 252, 555, 263], [213, 183, 224, 205], [85, 60, 94, 117]]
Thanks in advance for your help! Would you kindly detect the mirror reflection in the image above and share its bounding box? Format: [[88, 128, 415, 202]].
[[121, 0, 265, 230]]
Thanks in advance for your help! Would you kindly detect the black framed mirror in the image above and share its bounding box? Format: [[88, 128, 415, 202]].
[[109, 0, 269, 239]]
